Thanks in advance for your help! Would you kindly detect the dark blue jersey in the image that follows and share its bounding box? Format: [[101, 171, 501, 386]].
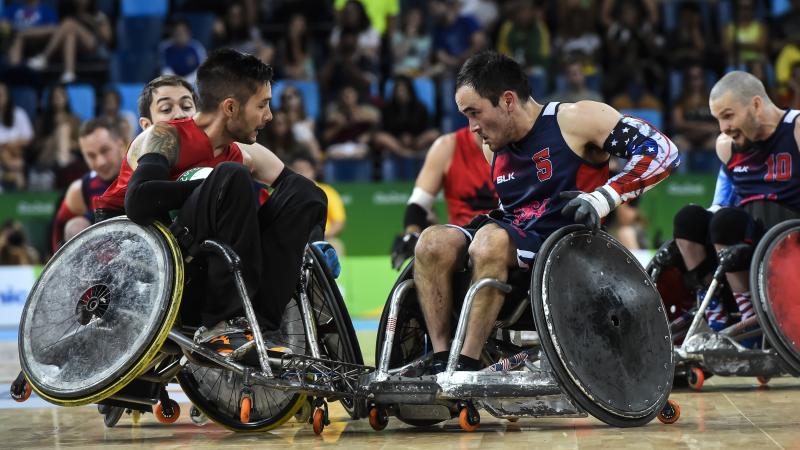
[[722, 109, 800, 211], [81, 171, 114, 222], [491, 102, 609, 237]]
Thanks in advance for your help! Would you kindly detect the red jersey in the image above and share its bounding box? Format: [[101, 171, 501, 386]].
[[443, 127, 498, 225], [95, 118, 244, 211]]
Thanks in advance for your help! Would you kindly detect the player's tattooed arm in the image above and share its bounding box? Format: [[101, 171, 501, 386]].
[[127, 122, 181, 169]]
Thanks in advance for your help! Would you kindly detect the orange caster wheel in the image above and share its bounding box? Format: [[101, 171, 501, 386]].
[[507, 417, 519, 423], [368, 407, 388, 431], [240, 396, 252, 423], [154, 400, 180, 424], [688, 367, 705, 391], [757, 376, 771, 386], [10, 372, 31, 402], [657, 399, 681, 424], [312, 407, 326, 435], [458, 406, 480, 432]]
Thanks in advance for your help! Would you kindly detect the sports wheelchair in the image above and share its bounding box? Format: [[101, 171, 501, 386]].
[[647, 219, 800, 390], [12, 217, 369, 434], [363, 225, 681, 431]]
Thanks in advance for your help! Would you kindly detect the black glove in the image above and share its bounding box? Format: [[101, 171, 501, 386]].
[[653, 240, 681, 268], [559, 191, 601, 233], [717, 243, 753, 273], [390, 232, 419, 270]]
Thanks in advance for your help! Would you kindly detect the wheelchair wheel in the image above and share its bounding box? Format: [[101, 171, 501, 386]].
[[176, 245, 364, 430], [750, 219, 800, 375], [531, 226, 674, 427], [176, 296, 308, 432], [375, 261, 444, 427], [306, 244, 365, 419], [18, 218, 183, 406]]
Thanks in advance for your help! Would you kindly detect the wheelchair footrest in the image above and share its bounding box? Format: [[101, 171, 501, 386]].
[[368, 379, 441, 404], [277, 354, 374, 398]]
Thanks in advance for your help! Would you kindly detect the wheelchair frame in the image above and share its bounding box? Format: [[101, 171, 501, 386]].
[[647, 221, 800, 390]]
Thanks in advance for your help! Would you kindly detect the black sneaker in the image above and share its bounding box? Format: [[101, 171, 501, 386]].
[[424, 353, 482, 375]]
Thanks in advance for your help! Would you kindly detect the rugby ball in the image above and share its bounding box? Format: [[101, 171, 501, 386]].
[[177, 167, 212, 181]]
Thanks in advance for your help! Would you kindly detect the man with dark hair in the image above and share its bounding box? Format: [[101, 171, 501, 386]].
[[52, 76, 200, 253], [137, 74, 199, 130], [95, 49, 327, 359], [667, 71, 800, 337], [51, 118, 125, 251], [414, 50, 680, 373]]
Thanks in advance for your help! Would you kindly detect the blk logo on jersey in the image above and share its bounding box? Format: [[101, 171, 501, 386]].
[[733, 166, 749, 173], [496, 172, 515, 184]]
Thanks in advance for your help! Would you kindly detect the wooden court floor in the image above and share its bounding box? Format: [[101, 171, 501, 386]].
[[2, 344, 799, 449]]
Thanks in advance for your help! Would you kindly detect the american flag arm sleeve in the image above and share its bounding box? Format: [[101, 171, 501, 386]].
[[600, 115, 682, 207]]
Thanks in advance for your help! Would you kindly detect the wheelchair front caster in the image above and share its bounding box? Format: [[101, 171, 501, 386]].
[[131, 410, 142, 425], [368, 406, 388, 431], [99, 405, 125, 427], [657, 399, 681, 424], [688, 367, 705, 391], [757, 376, 771, 386], [507, 417, 519, 423], [190, 405, 208, 426], [10, 372, 31, 402], [154, 399, 180, 424], [240, 395, 252, 423], [458, 404, 480, 432], [312, 408, 326, 435]]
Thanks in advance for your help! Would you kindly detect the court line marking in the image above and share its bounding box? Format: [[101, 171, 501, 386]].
[[722, 392, 784, 449]]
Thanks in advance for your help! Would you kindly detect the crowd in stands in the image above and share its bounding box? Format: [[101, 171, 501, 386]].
[[1, 0, 800, 260]]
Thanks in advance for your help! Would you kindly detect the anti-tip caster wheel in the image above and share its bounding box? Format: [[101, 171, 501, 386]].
[[368, 406, 388, 431], [154, 399, 180, 424], [657, 399, 681, 424], [10, 372, 31, 402], [688, 367, 705, 391], [239, 395, 252, 423], [458, 405, 480, 432]]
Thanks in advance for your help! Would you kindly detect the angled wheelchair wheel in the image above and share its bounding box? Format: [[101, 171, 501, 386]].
[[306, 244, 365, 419], [645, 240, 694, 323], [374, 260, 446, 427], [18, 218, 183, 406], [176, 296, 308, 432], [531, 226, 674, 427], [177, 245, 364, 430], [751, 219, 800, 375]]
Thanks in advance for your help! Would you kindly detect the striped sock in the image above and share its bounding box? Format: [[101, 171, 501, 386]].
[[734, 291, 755, 321], [700, 289, 729, 331]]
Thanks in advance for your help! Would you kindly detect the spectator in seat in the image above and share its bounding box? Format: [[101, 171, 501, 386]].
[[391, 7, 432, 77], [671, 64, 718, 153], [4, 0, 59, 66], [372, 75, 439, 158], [322, 84, 380, 160], [277, 85, 322, 160], [722, 0, 767, 65], [496, 0, 551, 76], [0, 220, 39, 265], [277, 14, 320, 81], [26, 0, 113, 84], [158, 19, 207, 85], [0, 82, 34, 192], [96, 87, 135, 142], [31, 84, 84, 188], [546, 59, 603, 103]]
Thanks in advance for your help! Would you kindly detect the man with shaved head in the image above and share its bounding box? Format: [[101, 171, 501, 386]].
[[667, 71, 800, 337]]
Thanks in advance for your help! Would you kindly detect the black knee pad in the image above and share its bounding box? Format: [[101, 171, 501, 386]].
[[673, 204, 712, 243], [709, 207, 754, 246]]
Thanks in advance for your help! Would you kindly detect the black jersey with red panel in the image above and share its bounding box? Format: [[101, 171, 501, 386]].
[[491, 102, 609, 237], [722, 109, 800, 211]]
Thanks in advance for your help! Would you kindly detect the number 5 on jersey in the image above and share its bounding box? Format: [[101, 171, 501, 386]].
[[533, 148, 552, 182]]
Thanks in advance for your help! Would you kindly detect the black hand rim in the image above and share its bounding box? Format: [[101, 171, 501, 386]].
[[531, 225, 672, 428]]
